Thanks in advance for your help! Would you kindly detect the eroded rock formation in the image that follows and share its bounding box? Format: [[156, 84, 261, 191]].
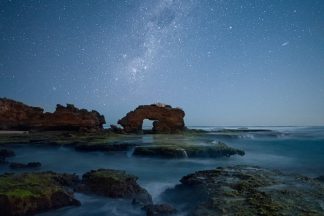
[[118, 104, 185, 133], [0, 98, 105, 131]]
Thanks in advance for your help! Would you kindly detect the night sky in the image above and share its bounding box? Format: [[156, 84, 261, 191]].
[[1, 0, 324, 126]]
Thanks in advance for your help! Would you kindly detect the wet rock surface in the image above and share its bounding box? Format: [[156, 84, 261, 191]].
[[162, 165, 324, 215], [118, 104, 185, 133], [0, 98, 105, 132], [79, 169, 152, 205], [0, 172, 80, 216]]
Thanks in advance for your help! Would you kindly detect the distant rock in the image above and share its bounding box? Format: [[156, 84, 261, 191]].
[[79, 169, 152, 206], [0, 172, 80, 216], [9, 162, 42, 169], [0, 98, 105, 132], [118, 104, 185, 133], [109, 124, 125, 134]]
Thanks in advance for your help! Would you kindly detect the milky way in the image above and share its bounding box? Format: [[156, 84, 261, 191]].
[[115, 0, 194, 84]]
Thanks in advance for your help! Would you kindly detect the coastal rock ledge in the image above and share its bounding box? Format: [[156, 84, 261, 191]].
[[118, 103, 185, 133], [0, 98, 105, 132]]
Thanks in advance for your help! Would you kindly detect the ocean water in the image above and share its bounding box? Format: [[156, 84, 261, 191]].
[[1, 126, 324, 215]]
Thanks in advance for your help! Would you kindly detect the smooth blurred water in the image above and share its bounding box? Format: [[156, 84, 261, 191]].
[[1, 126, 324, 215]]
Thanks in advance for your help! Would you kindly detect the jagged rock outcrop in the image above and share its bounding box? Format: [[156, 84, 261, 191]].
[[0, 98, 105, 131], [118, 103, 185, 133]]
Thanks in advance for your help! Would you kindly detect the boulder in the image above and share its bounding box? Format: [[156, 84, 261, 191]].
[[118, 104, 185, 133], [79, 169, 152, 205], [0, 172, 80, 216], [9, 162, 42, 169], [0, 98, 105, 132]]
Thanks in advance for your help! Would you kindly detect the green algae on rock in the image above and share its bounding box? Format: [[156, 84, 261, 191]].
[[0, 172, 80, 216], [162, 166, 324, 216]]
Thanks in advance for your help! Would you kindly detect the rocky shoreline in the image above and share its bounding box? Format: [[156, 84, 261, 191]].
[[1, 98, 323, 215], [1, 164, 324, 216]]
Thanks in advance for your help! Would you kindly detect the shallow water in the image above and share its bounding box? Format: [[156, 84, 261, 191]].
[[1, 126, 324, 215]]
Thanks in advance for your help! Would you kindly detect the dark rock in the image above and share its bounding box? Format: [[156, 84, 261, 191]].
[[143, 204, 177, 216], [0, 172, 81, 216], [79, 169, 152, 205], [162, 166, 324, 215], [9, 162, 42, 169], [118, 104, 185, 133], [0, 98, 105, 131]]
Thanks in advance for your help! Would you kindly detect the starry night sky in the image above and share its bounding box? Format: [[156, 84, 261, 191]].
[[1, 0, 324, 126]]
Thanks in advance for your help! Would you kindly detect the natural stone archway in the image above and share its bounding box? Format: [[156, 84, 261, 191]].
[[118, 103, 185, 133]]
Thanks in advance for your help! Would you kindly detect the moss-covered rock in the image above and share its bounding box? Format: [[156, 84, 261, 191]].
[[133, 142, 244, 159], [0, 172, 80, 216], [162, 166, 324, 216], [80, 169, 152, 206]]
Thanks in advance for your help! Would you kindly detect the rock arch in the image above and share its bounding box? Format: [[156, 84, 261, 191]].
[[118, 104, 185, 133]]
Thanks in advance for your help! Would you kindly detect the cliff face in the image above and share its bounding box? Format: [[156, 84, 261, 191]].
[[0, 98, 105, 131], [118, 104, 185, 133]]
